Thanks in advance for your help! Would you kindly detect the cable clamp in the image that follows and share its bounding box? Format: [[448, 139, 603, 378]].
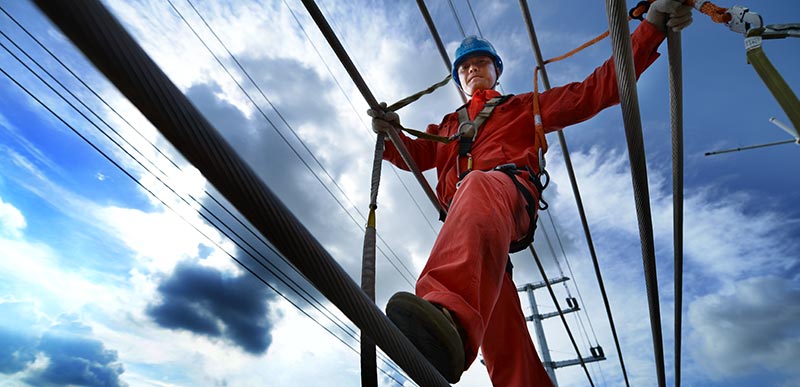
[[726, 5, 763, 35]]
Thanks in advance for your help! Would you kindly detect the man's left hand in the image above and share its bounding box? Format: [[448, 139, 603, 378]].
[[647, 0, 693, 33]]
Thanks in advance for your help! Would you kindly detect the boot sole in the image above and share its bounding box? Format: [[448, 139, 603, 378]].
[[386, 292, 465, 383]]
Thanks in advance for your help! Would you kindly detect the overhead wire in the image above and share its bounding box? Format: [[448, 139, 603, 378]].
[[280, 0, 441, 235], [0, 7, 364, 350], [465, 0, 484, 38], [603, 0, 666, 385], [31, 0, 450, 383], [517, 1, 631, 384], [0, 3, 368, 347], [0, 12, 413, 386], [168, 0, 417, 287], [544, 211, 601, 345], [447, 0, 466, 37], [415, 0, 466, 103], [0, 51, 415, 387]]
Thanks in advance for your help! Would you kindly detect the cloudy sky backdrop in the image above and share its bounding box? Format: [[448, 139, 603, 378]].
[[0, 0, 798, 386]]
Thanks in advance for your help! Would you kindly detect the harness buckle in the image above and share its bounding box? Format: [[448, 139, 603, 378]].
[[494, 163, 520, 174], [457, 120, 477, 139]]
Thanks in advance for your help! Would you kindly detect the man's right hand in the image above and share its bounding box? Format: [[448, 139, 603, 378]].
[[367, 102, 400, 136]]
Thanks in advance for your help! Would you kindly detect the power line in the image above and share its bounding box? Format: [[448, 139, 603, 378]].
[[281, 0, 441, 236], [0, 7, 363, 347], [0, 18, 412, 386], [447, 0, 466, 37], [465, 0, 484, 38], [31, 0, 449, 381], [516, 1, 629, 383], [0, 5, 369, 349], [165, 0, 418, 287], [544, 211, 601, 344]]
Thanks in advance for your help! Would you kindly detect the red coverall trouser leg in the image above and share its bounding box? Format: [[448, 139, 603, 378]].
[[416, 170, 553, 386]]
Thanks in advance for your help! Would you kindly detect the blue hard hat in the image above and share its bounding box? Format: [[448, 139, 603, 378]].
[[452, 35, 503, 88]]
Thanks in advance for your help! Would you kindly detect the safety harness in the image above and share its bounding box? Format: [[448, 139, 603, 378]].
[[452, 95, 550, 254]]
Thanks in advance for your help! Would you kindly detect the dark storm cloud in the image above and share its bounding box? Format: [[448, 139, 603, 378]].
[[689, 276, 800, 378], [183, 64, 379, 267], [0, 328, 37, 374], [181, 52, 433, 307], [26, 318, 125, 387], [0, 302, 39, 374], [147, 262, 278, 354], [0, 311, 127, 387]]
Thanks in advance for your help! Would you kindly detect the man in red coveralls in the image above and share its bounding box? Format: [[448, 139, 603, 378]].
[[369, 1, 692, 385]]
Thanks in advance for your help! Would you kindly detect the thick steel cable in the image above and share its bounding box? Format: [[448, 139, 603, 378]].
[[299, 0, 445, 221], [31, 1, 448, 385], [0, 15, 365, 353], [528, 245, 595, 387], [361, 134, 385, 387], [170, 0, 417, 287], [278, 0, 438, 236], [0, 56, 404, 386], [0, 29, 413, 386], [604, 1, 666, 386], [518, 1, 631, 384], [668, 29, 684, 387], [415, 0, 466, 103], [0, 13, 380, 356]]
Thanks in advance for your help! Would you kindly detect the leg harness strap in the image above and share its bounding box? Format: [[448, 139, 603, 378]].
[[493, 163, 549, 254]]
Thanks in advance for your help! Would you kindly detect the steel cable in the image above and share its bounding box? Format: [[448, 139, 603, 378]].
[[0, 28, 414, 385], [360, 133, 385, 387], [415, 0, 466, 103], [604, 0, 666, 385], [31, 1, 448, 385], [298, 0, 445, 221], [168, 0, 417, 287], [518, 1, 631, 384], [667, 29, 684, 387]]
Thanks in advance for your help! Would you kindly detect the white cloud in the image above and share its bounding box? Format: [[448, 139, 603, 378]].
[[4, 1, 797, 386], [0, 196, 26, 238], [688, 276, 800, 380], [538, 145, 797, 385], [0, 237, 119, 312]]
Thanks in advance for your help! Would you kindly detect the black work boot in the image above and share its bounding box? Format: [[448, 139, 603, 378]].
[[385, 291, 466, 383]]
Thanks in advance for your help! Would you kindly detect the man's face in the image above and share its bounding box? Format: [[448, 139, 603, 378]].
[[457, 55, 498, 96]]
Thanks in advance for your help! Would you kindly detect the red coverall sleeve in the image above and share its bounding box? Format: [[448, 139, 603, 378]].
[[382, 123, 440, 172], [539, 20, 666, 132]]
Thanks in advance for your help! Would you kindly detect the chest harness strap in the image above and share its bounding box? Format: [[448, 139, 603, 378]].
[[450, 95, 550, 254], [455, 95, 511, 179]]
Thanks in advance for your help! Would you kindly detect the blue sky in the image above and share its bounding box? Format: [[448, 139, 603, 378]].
[[0, 1, 798, 386]]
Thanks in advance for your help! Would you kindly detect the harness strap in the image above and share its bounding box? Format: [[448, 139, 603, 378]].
[[493, 163, 549, 254], [456, 95, 512, 158]]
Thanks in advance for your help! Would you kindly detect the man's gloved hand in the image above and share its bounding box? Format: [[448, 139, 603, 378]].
[[367, 102, 400, 136], [647, 0, 693, 33]]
